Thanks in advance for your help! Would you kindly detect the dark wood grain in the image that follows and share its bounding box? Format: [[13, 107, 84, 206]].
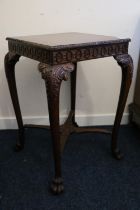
[[5, 32, 133, 194]]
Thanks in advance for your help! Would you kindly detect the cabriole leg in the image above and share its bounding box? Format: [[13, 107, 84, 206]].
[[112, 54, 133, 159], [4, 52, 24, 151], [38, 63, 74, 194]]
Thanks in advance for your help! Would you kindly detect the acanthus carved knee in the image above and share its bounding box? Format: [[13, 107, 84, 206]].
[[38, 63, 75, 98]]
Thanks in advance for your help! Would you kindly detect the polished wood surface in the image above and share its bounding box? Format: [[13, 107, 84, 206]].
[[7, 32, 128, 48]]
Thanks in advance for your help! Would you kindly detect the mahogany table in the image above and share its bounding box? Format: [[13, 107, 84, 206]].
[[5, 32, 133, 194]]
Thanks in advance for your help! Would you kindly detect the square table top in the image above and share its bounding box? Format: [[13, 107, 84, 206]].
[[6, 32, 130, 65], [7, 32, 130, 49]]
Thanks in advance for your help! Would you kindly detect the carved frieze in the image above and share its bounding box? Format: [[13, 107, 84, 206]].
[[8, 40, 128, 65], [8, 41, 50, 63], [53, 43, 128, 65]]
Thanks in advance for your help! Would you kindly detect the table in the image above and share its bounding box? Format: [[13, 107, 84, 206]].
[[5, 32, 133, 194]]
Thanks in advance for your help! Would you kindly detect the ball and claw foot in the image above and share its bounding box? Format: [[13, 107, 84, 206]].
[[50, 177, 64, 195], [112, 148, 124, 160], [14, 143, 24, 152]]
